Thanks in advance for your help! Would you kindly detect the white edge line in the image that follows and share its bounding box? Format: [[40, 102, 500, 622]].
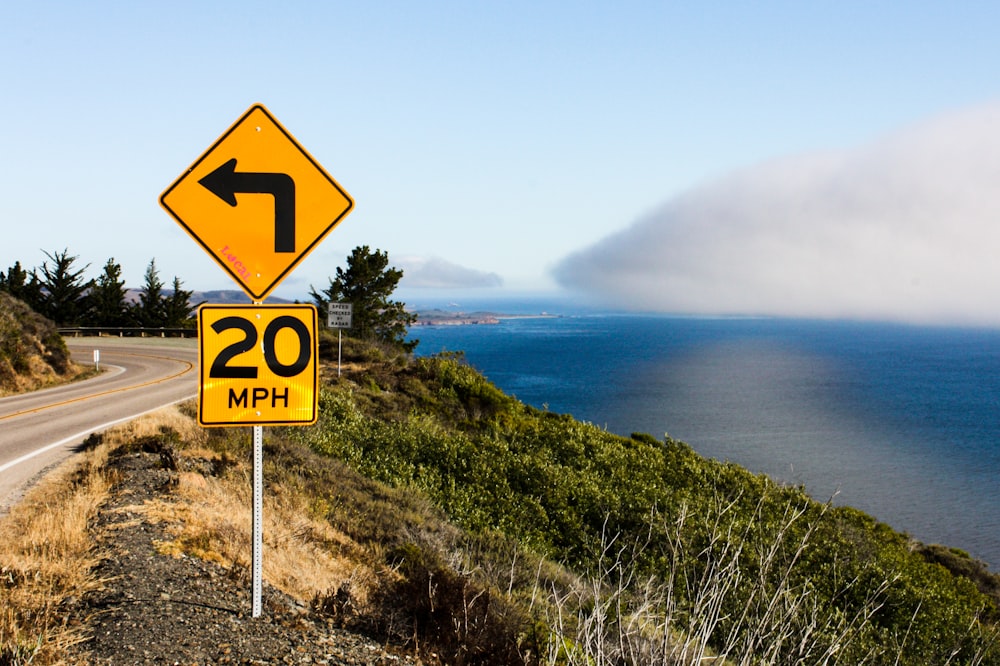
[[0, 392, 198, 475]]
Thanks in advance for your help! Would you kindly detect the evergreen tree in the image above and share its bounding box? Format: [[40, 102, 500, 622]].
[[84, 258, 129, 326], [0, 261, 44, 310], [131, 259, 166, 327], [310, 246, 418, 351], [163, 276, 197, 328], [38, 249, 91, 326], [0, 261, 28, 294]]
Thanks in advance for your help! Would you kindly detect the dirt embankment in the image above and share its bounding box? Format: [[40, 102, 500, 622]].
[[0, 292, 82, 395]]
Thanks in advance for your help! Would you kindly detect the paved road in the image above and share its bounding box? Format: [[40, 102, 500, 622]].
[[0, 337, 198, 512]]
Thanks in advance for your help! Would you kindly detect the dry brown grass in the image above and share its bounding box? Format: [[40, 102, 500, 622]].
[[0, 400, 422, 665], [0, 430, 113, 664], [106, 407, 203, 448], [137, 450, 379, 608], [0, 355, 93, 398], [0, 407, 219, 664], [94, 407, 383, 612]]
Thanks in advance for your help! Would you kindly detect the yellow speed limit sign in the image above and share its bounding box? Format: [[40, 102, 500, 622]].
[[198, 304, 318, 427]]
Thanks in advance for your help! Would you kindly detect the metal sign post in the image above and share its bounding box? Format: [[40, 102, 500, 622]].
[[252, 423, 263, 617]]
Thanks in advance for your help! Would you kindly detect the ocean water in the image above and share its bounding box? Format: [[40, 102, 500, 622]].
[[411, 312, 1000, 569]]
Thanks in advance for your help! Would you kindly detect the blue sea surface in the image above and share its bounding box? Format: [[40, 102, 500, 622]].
[[411, 310, 1000, 569]]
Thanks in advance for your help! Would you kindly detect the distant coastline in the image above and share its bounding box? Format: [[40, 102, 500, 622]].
[[412, 309, 559, 326]]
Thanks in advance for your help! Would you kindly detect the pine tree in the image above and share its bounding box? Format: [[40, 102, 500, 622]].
[[310, 246, 417, 351], [132, 259, 166, 327], [38, 249, 91, 326], [84, 258, 129, 326], [0, 261, 44, 310], [163, 276, 197, 328]]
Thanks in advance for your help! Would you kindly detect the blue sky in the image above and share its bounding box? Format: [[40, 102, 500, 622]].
[[4, 2, 1000, 322]]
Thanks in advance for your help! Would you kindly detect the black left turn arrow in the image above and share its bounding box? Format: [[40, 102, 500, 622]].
[[199, 158, 296, 253]]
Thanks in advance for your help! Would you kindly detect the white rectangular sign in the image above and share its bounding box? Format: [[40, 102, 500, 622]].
[[328, 302, 353, 329]]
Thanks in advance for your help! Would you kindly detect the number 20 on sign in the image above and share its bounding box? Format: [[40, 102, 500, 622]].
[[198, 304, 318, 427]]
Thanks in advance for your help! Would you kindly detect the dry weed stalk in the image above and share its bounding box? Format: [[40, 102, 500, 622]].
[[539, 492, 904, 666]]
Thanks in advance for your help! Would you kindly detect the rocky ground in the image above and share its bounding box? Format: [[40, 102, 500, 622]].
[[66, 446, 418, 665]]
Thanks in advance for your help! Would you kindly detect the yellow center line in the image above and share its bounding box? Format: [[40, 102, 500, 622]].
[[0, 352, 196, 422]]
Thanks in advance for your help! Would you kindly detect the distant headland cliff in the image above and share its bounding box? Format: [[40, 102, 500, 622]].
[[411, 309, 558, 326], [411, 309, 501, 326]]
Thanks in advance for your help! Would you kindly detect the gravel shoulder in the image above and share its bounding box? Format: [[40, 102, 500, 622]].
[[68, 445, 416, 665]]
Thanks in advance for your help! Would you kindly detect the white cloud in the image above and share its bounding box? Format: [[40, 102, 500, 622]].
[[398, 256, 503, 289], [553, 102, 1000, 325]]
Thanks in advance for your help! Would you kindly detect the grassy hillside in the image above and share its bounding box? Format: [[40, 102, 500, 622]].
[[290, 333, 1000, 664], [0, 291, 79, 394]]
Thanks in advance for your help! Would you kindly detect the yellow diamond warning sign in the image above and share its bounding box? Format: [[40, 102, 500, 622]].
[[198, 304, 318, 427], [160, 104, 354, 301]]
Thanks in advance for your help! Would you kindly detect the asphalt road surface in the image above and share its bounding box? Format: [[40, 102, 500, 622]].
[[0, 337, 198, 513]]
